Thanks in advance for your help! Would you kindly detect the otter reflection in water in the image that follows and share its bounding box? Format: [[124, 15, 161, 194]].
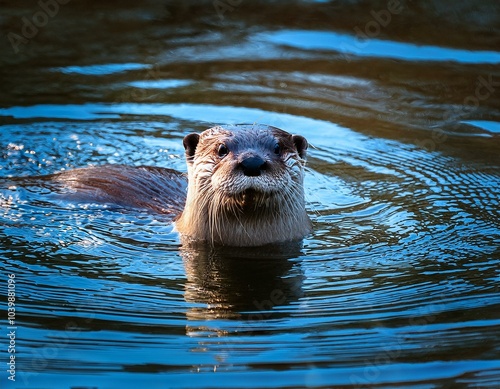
[[13, 124, 311, 247], [181, 243, 304, 328], [180, 241, 305, 370]]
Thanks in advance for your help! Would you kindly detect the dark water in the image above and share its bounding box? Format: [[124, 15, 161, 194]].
[[1, 1, 500, 388]]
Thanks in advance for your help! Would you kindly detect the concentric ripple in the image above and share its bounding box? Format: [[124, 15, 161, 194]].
[[1, 2, 499, 385], [1, 104, 499, 387]]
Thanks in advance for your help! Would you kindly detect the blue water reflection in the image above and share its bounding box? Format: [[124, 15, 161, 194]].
[[128, 79, 192, 89], [462, 120, 500, 134], [260, 30, 500, 64], [0, 103, 357, 143], [53, 63, 149, 75]]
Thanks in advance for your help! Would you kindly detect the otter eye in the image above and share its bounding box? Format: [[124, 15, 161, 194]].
[[218, 144, 229, 157], [273, 143, 281, 155]]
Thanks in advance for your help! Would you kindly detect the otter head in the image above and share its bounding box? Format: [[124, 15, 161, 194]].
[[175, 124, 311, 246]]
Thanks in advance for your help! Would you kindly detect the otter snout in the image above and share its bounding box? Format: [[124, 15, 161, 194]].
[[238, 154, 268, 177]]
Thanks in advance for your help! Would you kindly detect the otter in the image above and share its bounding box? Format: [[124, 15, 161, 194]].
[[17, 124, 311, 246]]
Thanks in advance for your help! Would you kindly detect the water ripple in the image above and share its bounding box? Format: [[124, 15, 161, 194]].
[[1, 75, 499, 389]]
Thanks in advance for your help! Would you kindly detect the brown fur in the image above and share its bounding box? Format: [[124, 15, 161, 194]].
[[29, 165, 187, 215]]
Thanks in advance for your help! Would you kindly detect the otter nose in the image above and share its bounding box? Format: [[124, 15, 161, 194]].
[[239, 155, 267, 176]]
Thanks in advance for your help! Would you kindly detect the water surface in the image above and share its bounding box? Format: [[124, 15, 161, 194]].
[[1, 1, 499, 388]]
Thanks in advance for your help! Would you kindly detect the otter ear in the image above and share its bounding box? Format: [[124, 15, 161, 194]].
[[183, 133, 200, 162], [292, 135, 308, 159]]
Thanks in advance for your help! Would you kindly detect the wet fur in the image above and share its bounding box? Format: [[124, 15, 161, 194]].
[[175, 124, 311, 246], [54, 165, 187, 214]]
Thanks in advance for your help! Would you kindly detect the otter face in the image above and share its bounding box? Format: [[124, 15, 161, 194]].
[[183, 125, 308, 210], [178, 124, 311, 246]]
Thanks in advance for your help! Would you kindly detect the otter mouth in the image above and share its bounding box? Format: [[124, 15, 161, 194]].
[[230, 188, 274, 209], [241, 188, 264, 201]]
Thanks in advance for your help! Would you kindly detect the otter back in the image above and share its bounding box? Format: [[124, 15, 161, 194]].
[[38, 165, 187, 215]]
